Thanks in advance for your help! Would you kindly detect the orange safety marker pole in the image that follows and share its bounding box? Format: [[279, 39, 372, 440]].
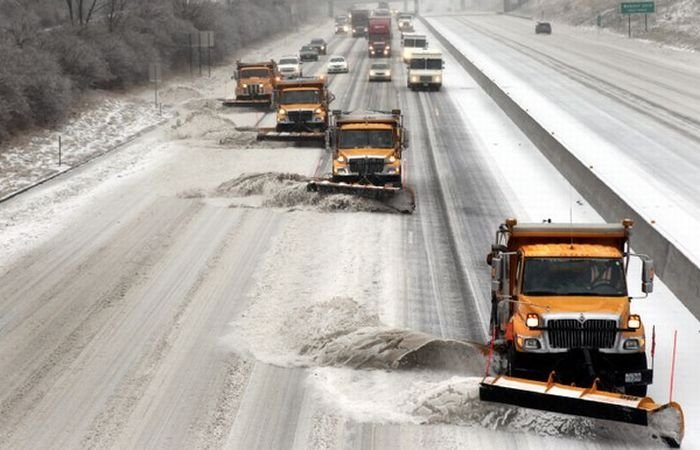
[[669, 330, 678, 402]]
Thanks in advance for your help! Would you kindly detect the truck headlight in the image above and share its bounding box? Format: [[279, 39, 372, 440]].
[[411, 76, 418, 82], [525, 313, 540, 328], [336, 155, 345, 162], [627, 314, 641, 329], [623, 339, 640, 350], [314, 108, 323, 115], [524, 338, 541, 349], [242, 83, 248, 88], [278, 108, 287, 116], [388, 155, 396, 163]]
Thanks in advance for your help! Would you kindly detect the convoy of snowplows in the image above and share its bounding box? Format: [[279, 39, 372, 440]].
[[221, 3, 685, 446]]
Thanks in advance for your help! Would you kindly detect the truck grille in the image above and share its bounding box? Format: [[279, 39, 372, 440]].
[[420, 76, 433, 82], [547, 319, 617, 349], [247, 84, 261, 96], [349, 157, 385, 176], [288, 110, 313, 123]]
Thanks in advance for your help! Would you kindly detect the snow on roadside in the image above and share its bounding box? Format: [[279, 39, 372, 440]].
[[0, 94, 168, 199]]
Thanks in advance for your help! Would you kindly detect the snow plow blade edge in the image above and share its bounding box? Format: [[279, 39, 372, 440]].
[[480, 375, 684, 448], [256, 129, 325, 145], [307, 180, 415, 213], [222, 99, 271, 107]]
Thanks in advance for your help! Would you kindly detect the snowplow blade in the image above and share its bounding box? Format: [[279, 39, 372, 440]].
[[480, 375, 684, 448], [307, 180, 416, 213], [222, 98, 271, 107], [256, 128, 325, 146]]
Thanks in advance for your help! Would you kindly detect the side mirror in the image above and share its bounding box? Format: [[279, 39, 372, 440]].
[[641, 258, 655, 294], [442, 62, 446, 69], [491, 255, 503, 294], [231, 72, 238, 80], [403, 131, 410, 149]]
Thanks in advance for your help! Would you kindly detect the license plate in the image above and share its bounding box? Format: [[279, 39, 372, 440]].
[[625, 372, 642, 383]]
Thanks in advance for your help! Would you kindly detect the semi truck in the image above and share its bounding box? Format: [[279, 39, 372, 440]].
[[480, 218, 684, 447], [368, 16, 392, 58], [350, 9, 370, 37]]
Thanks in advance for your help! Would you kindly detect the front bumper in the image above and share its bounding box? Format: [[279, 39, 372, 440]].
[[327, 66, 348, 73]]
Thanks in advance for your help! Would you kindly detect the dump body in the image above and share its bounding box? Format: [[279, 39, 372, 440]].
[[330, 111, 405, 187], [407, 49, 443, 91], [273, 78, 332, 133], [481, 218, 683, 446], [306, 109, 415, 213], [350, 9, 370, 37], [368, 17, 392, 57], [487, 219, 653, 394], [224, 60, 279, 107]]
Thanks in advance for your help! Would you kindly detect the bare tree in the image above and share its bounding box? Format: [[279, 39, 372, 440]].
[[65, 0, 100, 27], [106, 0, 129, 32]]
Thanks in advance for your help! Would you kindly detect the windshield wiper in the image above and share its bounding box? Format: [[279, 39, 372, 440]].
[[523, 290, 559, 295]]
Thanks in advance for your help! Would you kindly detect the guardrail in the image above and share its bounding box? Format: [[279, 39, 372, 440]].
[[420, 16, 700, 320]]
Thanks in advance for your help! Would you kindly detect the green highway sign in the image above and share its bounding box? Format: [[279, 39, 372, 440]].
[[621, 1, 655, 14]]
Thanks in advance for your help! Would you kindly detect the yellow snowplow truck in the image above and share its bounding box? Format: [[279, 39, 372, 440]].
[[257, 77, 334, 146], [223, 60, 279, 107], [481, 218, 684, 447], [307, 110, 415, 213]]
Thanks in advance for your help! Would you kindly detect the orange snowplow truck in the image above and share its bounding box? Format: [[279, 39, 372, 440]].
[[224, 60, 279, 107], [480, 218, 684, 447]]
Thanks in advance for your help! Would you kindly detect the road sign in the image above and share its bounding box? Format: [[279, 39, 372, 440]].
[[620, 2, 655, 14]]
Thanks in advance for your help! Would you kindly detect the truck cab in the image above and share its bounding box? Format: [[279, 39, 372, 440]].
[[488, 219, 655, 396], [368, 16, 392, 57], [350, 9, 370, 37], [329, 110, 407, 187], [407, 49, 443, 91], [233, 60, 279, 104], [275, 78, 333, 132]]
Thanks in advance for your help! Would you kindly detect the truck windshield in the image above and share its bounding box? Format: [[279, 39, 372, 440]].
[[339, 130, 394, 148], [404, 38, 426, 48], [522, 258, 627, 296], [240, 69, 269, 78], [409, 58, 442, 70], [279, 90, 320, 104]]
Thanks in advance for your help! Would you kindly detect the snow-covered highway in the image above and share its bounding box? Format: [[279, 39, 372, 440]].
[[0, 10, 698, 450]]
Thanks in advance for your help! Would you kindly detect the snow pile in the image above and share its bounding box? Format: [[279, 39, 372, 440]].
[[169, 110, 237, 140], [227, 296, 484, 371], [159, 85, 203, 104], [215, 172, 400, 213], [407, 377, 595, 437]]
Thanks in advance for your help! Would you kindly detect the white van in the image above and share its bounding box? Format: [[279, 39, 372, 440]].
[[407, 49, 444, 91]]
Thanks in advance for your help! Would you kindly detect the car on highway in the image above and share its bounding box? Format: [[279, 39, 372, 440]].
[[368, 61, 391, 81], [309, 38, 328, 55], [535, 21, 552, 34], [299, 45, 320, 62], [278, 55, 302, 78], [327, 56, 349, 74]]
